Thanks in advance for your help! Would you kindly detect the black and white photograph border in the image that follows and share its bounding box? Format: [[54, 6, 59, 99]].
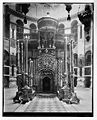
[[0, 0, 97, 119]]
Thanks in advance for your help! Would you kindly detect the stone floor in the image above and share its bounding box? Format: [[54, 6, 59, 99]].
[[22, 96, 66, 112], [3, 87, 92, 113]]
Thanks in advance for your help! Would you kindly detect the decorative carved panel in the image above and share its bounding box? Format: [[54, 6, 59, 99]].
[[37, 54, 57, 72]]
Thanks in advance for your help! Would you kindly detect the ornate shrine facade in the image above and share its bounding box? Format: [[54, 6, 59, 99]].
[[16, 16, 68, 93]]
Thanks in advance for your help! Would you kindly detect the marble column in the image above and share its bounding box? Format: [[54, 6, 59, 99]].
[[57, 58, 59, 90], [24, 35, 29, 85], [17, 40, 21, 90], [21, 42, 24, 72], [38, 30, 41, 49], [28, 58, 32, 87], [17, 40, 20, 73], [53, 31, 56, 49], [60, 60, 63, 87], [90, 20, 93, 88], [64, 36, 68, 85]]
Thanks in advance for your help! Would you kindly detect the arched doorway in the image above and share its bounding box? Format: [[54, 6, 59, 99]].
[[43, 77, 51, 93]]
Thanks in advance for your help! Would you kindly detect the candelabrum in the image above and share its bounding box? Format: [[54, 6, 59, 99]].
[[68, 39, 74, 93]]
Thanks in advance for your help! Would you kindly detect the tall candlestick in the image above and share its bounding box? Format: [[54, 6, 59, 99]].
[[21, 42, 23, 72], [70, 40, 74, 93], [64, 36, 68, 85]]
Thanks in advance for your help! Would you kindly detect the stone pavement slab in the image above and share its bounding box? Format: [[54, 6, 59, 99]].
[[61, 87, 92, 112], [3, 87, 21, 112]]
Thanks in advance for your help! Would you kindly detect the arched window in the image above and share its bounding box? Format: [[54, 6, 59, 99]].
[[71, 20, 78, 43], [58, 23, 65, 35], [80, 25, 82, 39], [16, 19, 24, 39], [3, 50, 9, 66], [85, 51, 91, 66], [79, 59, 82, 66], [30, 23, 36, 33], [74, 53, 78, 66], [16, 4, 22, 13], [29, 23, 37, 39], [12, 64, 14, 76]]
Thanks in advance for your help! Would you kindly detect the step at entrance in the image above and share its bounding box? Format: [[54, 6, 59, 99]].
[[37, 93, 56, 98]]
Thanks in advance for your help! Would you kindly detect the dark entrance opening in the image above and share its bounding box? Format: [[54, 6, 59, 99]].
[[43, 77, 51, 93]]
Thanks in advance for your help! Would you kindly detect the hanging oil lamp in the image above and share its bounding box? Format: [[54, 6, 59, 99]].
[[21, 4, 30, 24], [65, 4, 72, 21]]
